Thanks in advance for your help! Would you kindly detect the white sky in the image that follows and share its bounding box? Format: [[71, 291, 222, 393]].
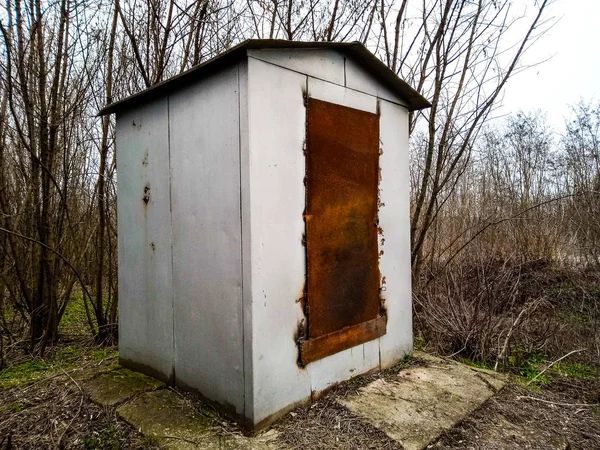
[[497, 0, 599, 129]]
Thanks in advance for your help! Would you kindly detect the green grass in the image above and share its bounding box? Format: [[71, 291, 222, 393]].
[[508, 352, 551, 385], [0, 360, 52, 389], [54, 345, 86, 363], [393, 354, 416, 371], [414, 336, 427, 351], [552, 363, 598, 380], [0, 291, 117, 391], [346, 375, 364, 388], [559, 310, 591, 324], [91, 348, 119, 362], [137, 435, 160, 448], [1, 402, 25, 413], [83, 426, 125, 450], [0, 345, 119, 389], [460, 358, 493, 370], [60, 294, 92, 335]]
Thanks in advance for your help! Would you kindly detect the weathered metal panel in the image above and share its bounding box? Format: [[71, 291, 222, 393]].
[[246, 58, 312, 425], [116, 98, 174, 382], [305, 98, 381, 339], [238, 58, 255, 423], [307, 76, 377, 113], [169, 64, 245, 414], [377, 99, 413, 367], [248, 48, 345, 86], [342, 57, 408, 106], [300, 316, 387, 365], [246, 59, 388, 426], [304, 77, 382, 394]]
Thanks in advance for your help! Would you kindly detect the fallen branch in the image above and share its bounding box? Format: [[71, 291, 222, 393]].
[[495, 309, 527, 371], [55, 395, 84, 449], [526, 348, 587, 386], [495, 300, 542, 371], [21, 367, 85, 392], [517, 396, 599, 408], [164, 434, 220, 445]]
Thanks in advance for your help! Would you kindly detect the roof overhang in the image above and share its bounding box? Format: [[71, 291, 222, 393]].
[[99, 39, 431, 116]]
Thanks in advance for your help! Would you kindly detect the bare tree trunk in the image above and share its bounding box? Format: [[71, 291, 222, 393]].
[[94, 1, 119, 344]]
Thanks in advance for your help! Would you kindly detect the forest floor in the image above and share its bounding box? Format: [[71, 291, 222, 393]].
[[0, 341, 598, 449], [0, 290, 599, 449]]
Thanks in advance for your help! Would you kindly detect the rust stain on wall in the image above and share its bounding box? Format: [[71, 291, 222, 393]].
[[142, 184, 151, 205], [305, 98, 382, 341]]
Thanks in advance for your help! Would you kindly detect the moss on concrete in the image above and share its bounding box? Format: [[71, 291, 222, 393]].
[[116, 389, 221, 449], [84, 367, 165, 406], [116, 389, 283, 450]]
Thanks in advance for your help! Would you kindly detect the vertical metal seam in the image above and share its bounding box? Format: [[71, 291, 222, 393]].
[[303, 75, 309, 341], [167, 94, 176, 384], [237, 60, 246, 419], [377, 98, 382, 371]]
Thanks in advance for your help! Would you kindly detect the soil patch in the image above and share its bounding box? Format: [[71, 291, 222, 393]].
[[433, 382, 600, 449]]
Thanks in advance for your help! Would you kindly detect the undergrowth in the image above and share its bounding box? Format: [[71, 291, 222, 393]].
[[414, 258, 600, 383], [0, 293, 117, 389], [0, 345, 118, 389]]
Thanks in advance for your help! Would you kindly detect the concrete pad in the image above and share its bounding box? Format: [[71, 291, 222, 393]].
[[338, 355, 506, 450], [117, 390, 221, 449], [117, 389, 283, 450], [84, 367, 164, 406]]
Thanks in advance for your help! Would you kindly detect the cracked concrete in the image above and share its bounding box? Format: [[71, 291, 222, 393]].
[[338, 354, 506, 450]]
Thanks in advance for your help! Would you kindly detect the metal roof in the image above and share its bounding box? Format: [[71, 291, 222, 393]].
[[99, 39, 431, 116]]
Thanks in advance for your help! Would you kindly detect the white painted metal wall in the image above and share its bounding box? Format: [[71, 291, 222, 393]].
[[116, 48, 412, 429], [117, 64, 247, 416], [245, 52, 412, 425], [116, 98, 174, 381], [169, 64, 245, 415]]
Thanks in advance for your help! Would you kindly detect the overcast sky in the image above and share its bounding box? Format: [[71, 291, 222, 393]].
[[497, 0, 600, 129]]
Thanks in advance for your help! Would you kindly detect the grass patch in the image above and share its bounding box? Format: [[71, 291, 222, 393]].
[[0, 345, 118, 389], [508, 352, 551, 385], [389, 354, 416, 372], [559, 310, 590, 324], [91, 348, 119, 362], [460, 358, 493, 370], [1, 402, 25, 413], [83, 425, 125, 450], [54, 345, 86, 363], [137, 435, 161, 448], [0, 360, 52, 389], [346, 375, 363, 388], [60, 294, 92, 335], [552, 363, 598, 380], [414, 336, 427, 351]]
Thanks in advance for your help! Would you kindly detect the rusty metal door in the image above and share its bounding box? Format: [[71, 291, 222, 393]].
[[301, 98, 385, 364]]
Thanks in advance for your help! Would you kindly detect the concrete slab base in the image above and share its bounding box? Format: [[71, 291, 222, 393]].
[[117, 390, 281, 450], [117, 389, 221, 449], [83, 367, 282, 449], [83, 355, 507, 449], [84, 367, 164, 406], [338, 352, 506, 450]]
